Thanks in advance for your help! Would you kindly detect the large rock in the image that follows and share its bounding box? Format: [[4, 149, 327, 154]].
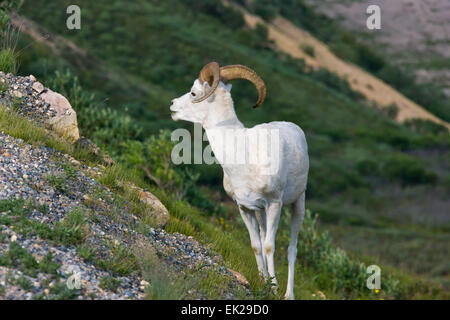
[[40, 89, 80, 142], [137, 189, 169, 228], [0, 72, 80, 142], [228, 269, 250, 288], [119, 181, 169, 228]]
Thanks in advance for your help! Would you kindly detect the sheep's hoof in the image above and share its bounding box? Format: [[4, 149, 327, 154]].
[[284, 293, 294, 300]]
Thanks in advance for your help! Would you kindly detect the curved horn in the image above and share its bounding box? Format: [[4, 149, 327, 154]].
[[193, 62, 220, 103], [219, 64, 266, 108]]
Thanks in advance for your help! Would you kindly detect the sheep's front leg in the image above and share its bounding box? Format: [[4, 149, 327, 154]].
[[264, 201, 282, 289], [238, 206, 267, 279]]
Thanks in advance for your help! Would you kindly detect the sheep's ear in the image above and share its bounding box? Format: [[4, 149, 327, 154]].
[[225, 83, 232, 92]]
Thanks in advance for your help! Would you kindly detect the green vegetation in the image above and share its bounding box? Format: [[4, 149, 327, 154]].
[[159, 189, 447, 299], [99, 276, 122, 292], [300, 44, 315, 57], [0, 241, 42, 277], [404, 119, 449, 136], [326, 223, 450, 290], [118, 130, 224, 214], [137, 244, 249, 300], [0, 48, 17, 74], [0, 1, 20, 74], [0, 105, 104, 164], [16, 276, 32, 291], [0, 199, 89, 247], [242, 0, 450, 122], [384, 154, 437, 186], [47, 281, 80, 300], [0, 162, 447, 299], [0, 241, 61, 278], [97, 243, 139, 277], [46, 173, 71, 194]]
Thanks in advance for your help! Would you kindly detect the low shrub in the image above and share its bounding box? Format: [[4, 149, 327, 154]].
[[357, 159, 379, 175], [381, 104, 399, 120], [46, 70, 142, 149], [404, 119, 449, 136], [300, 44, 315, 57], [183, 0, 245, 30], [307, 68, 363, 101], [297, 211, 400, 297], [383, 154, 437, 186], [118, 130, 223, 215]]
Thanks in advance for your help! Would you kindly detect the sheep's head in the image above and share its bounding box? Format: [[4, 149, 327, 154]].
[[170, 62, 266, 124]]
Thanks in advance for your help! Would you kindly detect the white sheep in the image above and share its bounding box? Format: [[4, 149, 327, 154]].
[[170, 62, 309, 300]]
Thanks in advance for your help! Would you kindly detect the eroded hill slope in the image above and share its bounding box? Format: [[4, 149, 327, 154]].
[[225, 0, 450, 130]]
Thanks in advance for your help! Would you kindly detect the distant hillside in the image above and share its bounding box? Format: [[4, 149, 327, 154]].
[[306, 0, 450, 97], [226, 0, 450, 130], [258, 0, 450, 123]]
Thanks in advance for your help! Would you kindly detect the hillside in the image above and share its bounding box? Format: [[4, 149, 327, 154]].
[[306, 0, 450, 98], [1, 0, 449, 299], [0, 73, 251, 299], [241, 0, 450, 123], [225, 1, 450, 130]]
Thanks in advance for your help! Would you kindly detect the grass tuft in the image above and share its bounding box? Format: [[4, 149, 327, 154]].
[[0, 48, 17, 74]]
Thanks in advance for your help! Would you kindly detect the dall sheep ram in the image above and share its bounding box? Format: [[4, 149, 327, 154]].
[[170, 62, 309, 300]]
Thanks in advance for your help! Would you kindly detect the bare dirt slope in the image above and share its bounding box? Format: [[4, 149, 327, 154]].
[[225, 1, 450, 130], [306, 0, 450, 95]]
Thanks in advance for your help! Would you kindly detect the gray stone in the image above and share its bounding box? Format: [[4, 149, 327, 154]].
[[31, 81, 45, 93], [40, 89, 80, 141], [138, 189, 169, 228]]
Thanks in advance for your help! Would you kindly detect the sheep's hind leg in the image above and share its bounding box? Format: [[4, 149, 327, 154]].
[[238, 206, 267, 279], [284, 192, 305, 300], [264, 201, 282, 291], [254, 209, 267, 278]]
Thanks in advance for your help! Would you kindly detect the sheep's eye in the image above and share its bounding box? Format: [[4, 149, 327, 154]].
[[191, 92, 196, 97]]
